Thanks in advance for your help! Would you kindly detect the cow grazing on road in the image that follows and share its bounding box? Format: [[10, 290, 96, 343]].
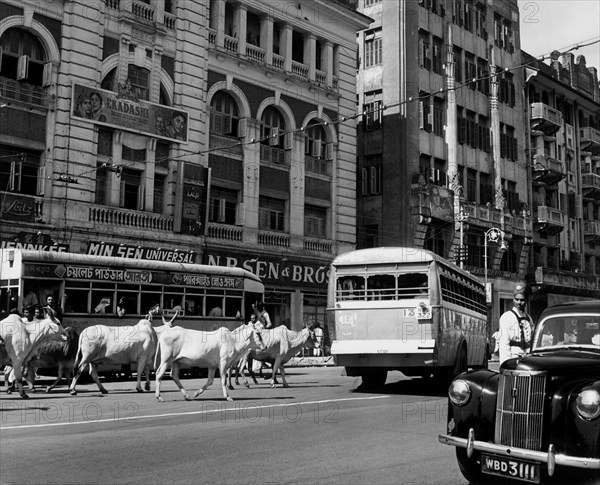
[[0, 310, 66, 399], [246, 324, 317, 388], [69, 318, 158, 395], [154, 324, 265, 402], [23, 326, 79, 393]]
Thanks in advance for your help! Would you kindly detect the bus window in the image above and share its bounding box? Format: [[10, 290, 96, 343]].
[[185, 294, 205, 316], [165, 293, 184, 315], [336, 276, 366, 301], [366, 274, 396, 300], [207, 292, 224, 316], [225, 292, 243, 318], [397, 273, 428, 297]]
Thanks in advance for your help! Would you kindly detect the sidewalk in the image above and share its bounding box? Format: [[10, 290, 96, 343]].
[[287, 355, 336, 367]]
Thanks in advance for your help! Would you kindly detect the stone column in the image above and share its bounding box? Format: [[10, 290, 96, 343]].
[[213, 0, 226, 48], [234, 3, 247, 56], [281, 24, 293, 72], [260, 15, 273, 65], [324, 41, 333, 85], [242, 118, 262, 243], [145, 138, 157, 211], [305, 34, 316, 81], [108, 131, 123, 207], [289, 131, 306, 242]]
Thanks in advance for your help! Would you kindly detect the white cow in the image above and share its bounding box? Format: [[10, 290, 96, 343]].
[[0, 311, 65, 399], [69, 318, 158, 395], [246, 324, 317, 388], [154, 324, 265, 402]]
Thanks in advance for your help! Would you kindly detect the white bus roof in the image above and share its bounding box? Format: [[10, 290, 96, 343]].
[[332, 247, 483, 283], [12, 250, 262, 283]]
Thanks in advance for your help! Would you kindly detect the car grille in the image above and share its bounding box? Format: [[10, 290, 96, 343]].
[[494, 370, 547, 450]]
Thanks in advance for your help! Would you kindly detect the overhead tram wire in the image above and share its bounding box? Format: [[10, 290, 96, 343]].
[[8, 37, 598, 182]]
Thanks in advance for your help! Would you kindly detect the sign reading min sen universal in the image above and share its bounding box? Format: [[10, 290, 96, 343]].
[[71, 83, 189, 143]]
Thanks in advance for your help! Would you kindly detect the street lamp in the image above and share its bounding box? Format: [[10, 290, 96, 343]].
[[483, 227, 507, 305]]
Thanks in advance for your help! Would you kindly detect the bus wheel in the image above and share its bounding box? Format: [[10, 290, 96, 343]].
[[358, 370, 387, 391]]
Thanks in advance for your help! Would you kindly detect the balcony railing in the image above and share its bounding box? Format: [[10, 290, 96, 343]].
[[291, 60, 309, 78], [582, 172, 600, 199], [535, 205, 567, 232], [246, 44, 266, 63], [534, 266, 599, 291], [272, 54, 285, 71], [580, 126, 600, 153], [532, 153, 566, 186], [89, 206, 173, 232], [530, 103, 562, 135], [258, 230, 290, 248], [0, 77, 46, 108], [206, 222, 243, 242], [224, 35, 238, 54], [304, 238, 333, 254], [583, 221, 600, 239]]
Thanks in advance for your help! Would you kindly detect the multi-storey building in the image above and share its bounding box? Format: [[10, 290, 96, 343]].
[[0, 0, 370, 332], [524, 51, 600, 318], [355, 0, 599, 327]]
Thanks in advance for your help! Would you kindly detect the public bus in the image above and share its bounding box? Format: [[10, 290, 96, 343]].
[[327, 247, 488, 390], [0, 250, 264, 334]]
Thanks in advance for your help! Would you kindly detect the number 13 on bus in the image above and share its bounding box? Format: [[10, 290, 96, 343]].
[[327, 247, 488, 390]]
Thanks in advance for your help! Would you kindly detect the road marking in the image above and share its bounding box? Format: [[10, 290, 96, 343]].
[[1, 395, 391, 430]]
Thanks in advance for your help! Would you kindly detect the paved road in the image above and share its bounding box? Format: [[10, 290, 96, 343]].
[[1, 367, 472, 485]]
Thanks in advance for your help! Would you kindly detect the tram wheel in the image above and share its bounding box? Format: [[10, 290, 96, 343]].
[[357, 369, 388, 391]]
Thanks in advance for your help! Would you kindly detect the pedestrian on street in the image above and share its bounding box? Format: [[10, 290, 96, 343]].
[[498, 283, 534, 365]]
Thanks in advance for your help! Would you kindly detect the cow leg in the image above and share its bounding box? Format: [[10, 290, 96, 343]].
[[247, 357, 259, 385], [135, 356, 147, 392], [218, 363, 233, 401], [69, 358, 89, 395], [144, 361, 151, 392], [193, 367, 215, 399], [154, 360, 169, 402], [270, 359, 288, 388], [170, 362, 189, 400], [24, 366, 36, 392], [278, 363, 290, 388], [238, 358, 250, 388], [46, 364, 63, 392], [89, 363, 108, 394], [227, 368, 234, 391], [11, 366, 29, 399]]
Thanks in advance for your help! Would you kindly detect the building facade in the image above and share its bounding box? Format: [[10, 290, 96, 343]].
[[355, 0, 599, 328], [0, 0, 370, 337]]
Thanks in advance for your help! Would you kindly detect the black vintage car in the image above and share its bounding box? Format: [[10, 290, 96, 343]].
[[439, 300, 600, 484]]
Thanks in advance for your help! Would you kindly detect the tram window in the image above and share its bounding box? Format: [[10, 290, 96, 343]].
[[206, 296, 224, 316], [116, 292, 138, 316], [165, 293, 184, 314], [186, 287, 205, 294], [64, 289, 89, 314], [140, 292, 161, 316], [95, 282, 116, 289], [225, 297, 243, 318], [184, 294, 205, 316], [93, 292, 113, 314]]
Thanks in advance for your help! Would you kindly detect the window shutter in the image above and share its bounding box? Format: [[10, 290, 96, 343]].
[[283, 131, 293, 150], [361, 167, 369, 195], [119, 181, 126, 207], [236, 202, 245, 226], [419, 101, 425, 129], [42, 62, 53, 87], [37, 166, 46, 195], [268, 127, 279, 146], [222, 114, 232, 134], [325, 142, 334, 161], [311, 139, 321, 157], [17, 55, 29, 80], [0, 47, 4, 71], [9, 161, 22, 191], [238, 117, 247, 138], [137, 185, 145, 210]]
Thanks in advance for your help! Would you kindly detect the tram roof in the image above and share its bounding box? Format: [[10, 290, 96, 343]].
[[15, 250, 262, 283]]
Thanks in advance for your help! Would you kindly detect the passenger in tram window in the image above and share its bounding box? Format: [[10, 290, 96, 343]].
[[117, 297, 126, 318], [23, 289, 39, 309], [94, 297, 111, 314], [45, 295, 62, 322], [208, 306, 223, 317]]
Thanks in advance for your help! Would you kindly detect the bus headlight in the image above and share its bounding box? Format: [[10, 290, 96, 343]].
[[448, 379, 471, 406], [575, 390, 600, 420]]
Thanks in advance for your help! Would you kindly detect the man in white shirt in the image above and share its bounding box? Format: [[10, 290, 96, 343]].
[[498, 283, 534, 365]]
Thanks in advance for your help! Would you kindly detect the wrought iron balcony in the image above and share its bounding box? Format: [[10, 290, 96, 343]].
[[534, 205, 567, 234], [532, 153, 565, 186], [530, 103, 562, 136], [580, 126, 600, 154]]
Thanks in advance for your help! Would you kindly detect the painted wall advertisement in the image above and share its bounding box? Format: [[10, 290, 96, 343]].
[[71, 83, 189, 143], [0, 193, 37, 223], [87, 241, 197, 264], [205, 250, 330, 288], [180, 164, 210, 236]]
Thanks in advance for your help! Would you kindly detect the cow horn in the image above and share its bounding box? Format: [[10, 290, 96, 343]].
[[168, 311, 178, 325]]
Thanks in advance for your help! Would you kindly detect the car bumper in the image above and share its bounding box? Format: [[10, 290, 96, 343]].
[[439, 429, 600, 475]]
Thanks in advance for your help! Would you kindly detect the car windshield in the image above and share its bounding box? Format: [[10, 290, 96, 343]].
[[533, 314, 600, 351]]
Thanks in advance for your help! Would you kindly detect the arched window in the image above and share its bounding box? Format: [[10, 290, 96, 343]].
[[0, 28, 47, 86], [210, 91, 239, 137], [260, 106, 287, 164], [305, 121, 330, 176]]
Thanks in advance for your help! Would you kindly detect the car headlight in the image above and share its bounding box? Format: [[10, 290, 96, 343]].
[[448, 379, 471, 406], [575, 390, 600, 420]]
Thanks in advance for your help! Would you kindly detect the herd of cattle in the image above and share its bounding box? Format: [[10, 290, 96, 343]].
[[0, 308, 319, 401]]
